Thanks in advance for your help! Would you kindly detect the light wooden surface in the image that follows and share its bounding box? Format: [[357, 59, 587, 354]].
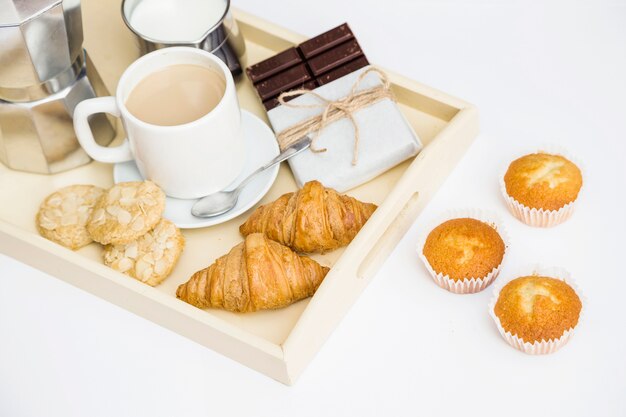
[[0, 1, 477, 384], [1, 0, 625, 415]]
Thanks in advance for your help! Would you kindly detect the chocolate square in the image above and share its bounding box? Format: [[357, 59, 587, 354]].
[[246, 23, 369, 109]]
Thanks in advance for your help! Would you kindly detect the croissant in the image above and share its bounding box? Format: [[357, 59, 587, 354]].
[[239, 180, 377, 253], [176, 233, 329, 312]]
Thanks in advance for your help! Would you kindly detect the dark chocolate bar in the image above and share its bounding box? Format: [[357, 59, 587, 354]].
[[307, 39, 363, 77], [263, 80, 318, 111], [317, 56, 370, 86], [246, 47, 302, 83], [246, 23, 369, 110], [299, 23, 354, 59], [255, 64, 312, 101]]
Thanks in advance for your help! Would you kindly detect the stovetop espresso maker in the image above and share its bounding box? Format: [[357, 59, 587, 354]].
[[0, 0, 115, 174]]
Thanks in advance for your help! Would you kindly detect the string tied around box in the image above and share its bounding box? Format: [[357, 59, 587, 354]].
[[275, 67, 396, 165]]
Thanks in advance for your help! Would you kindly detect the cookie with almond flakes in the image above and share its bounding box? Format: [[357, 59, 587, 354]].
[[87, 181, 165, 245]]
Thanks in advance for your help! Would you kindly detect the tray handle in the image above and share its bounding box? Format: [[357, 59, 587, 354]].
[[356, 190, 421, 280]]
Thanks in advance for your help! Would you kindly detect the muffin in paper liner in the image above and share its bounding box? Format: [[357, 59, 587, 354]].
[[417, 209, 510, 294], [488, 266, 585, 355], [500, 145, 584, 228]]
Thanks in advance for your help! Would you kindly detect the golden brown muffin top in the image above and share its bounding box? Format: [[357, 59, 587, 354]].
[[504, 153, 582, 211], [422, 218, 505, 281], [494, 276, 582, 342]]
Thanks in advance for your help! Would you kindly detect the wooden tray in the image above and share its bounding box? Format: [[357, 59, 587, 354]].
[[0, 1, 479, 384]]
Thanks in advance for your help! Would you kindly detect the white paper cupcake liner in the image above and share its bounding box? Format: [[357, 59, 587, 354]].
[[488, 265, 585, 354], [417, 209, 510, 294], [499, 145, 584, 228]]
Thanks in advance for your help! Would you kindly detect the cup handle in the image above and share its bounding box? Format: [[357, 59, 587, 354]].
[[74, 96, 133, 163]]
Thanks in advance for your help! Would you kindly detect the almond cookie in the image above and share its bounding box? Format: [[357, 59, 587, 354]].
[[103, 219, 185, 286], [36, 185, 105, 250], [87, 181, 165, 245]]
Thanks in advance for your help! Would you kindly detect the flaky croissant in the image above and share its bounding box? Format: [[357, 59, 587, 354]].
[[239, 180, 377, 253], [176, 233, 329, 312]]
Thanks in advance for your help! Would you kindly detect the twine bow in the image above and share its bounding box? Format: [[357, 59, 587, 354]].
[[276, 67, 395, 165]]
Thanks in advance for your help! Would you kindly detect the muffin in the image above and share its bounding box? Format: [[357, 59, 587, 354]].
[[502, 152, 582, 227], [491, 275, 583, 354], [420, 216, 507, 294]]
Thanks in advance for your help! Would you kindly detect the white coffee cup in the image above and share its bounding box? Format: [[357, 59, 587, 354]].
[[73, 47, 244, 199]]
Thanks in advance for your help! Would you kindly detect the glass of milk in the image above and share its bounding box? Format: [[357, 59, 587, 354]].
[[122, 0, 245, 74]]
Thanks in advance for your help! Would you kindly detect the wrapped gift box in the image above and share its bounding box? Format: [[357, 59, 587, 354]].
[[267, 66, 423, 192]]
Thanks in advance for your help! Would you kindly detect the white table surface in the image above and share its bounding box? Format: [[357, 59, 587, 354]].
[[1, 1, 625, 416]]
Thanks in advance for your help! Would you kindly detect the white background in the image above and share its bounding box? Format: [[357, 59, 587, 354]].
[[1, 1, 625, 416]]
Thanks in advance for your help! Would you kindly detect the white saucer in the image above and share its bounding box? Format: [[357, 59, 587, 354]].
[[113, 110, 279, 229]]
